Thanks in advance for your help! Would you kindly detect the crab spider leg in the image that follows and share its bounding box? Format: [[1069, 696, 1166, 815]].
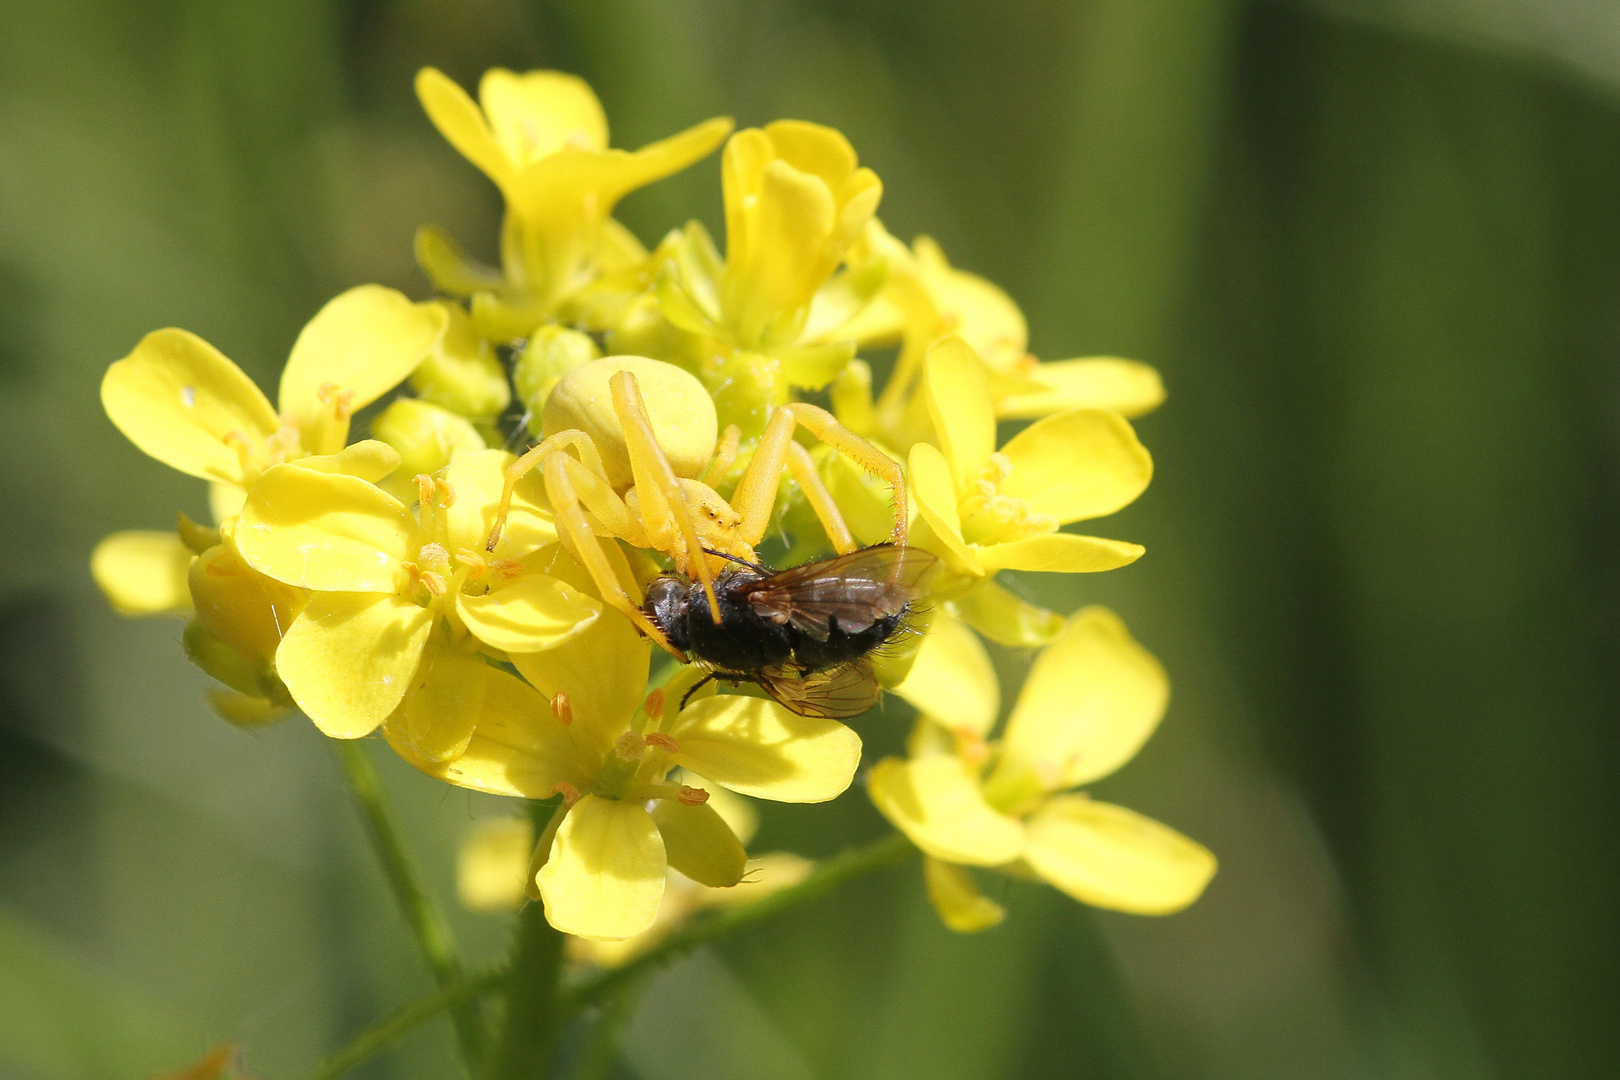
[[699, 424, 741, 488], [785, 441, 856, 555], [486, 429, 605, 552], [609, 371, 723, 624], [784, 403, 908, 546], [729, 407, 797, 547], [543, 452, 684, 658]]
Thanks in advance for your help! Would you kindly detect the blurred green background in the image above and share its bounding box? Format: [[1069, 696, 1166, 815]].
[[1, 0, 1616, 1077]]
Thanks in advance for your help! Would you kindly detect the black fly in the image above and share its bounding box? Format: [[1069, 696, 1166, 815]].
[[642, 544, 939, 719]]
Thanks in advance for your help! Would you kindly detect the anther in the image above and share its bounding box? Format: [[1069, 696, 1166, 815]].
[[551, 693, 573, 727], [419, 571, 446, 596], [643, 689, 666, 723], [415, 474, 435, 507], [676, 785, 709, 806], [317, 382, 356, 418], [645, 732, 679, 754], [489, 559, 524, 582], [435, 479, 456, 509], [454, 549, 488, 579], [550, 781, 581, 808]]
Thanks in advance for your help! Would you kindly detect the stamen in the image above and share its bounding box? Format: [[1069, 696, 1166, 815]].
[[676, 785, 709, 806], [643, 689, 666, 723], [454, 549, 488, 579], [550, 781, 582, 809], [415, 474, 435, 507], [489, 559, 524, 582], [645, 732, 679, 754], [317, 382, 356, 419], [435, 479, 456, 509], [551, 693, 573, 726], [419, 571, 446, 596]]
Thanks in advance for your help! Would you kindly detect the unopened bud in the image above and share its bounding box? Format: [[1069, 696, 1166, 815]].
[[513, 325, 601, 427], [410, 301, 511, 418], [371, 399, 486, 497]]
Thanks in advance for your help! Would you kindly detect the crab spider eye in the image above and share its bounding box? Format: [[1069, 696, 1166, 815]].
[[543, 355, 717, 490]]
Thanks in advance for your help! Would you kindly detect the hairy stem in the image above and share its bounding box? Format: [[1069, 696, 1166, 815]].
[[332, 740, 486, 1065], [485, 799, 568, 1080]]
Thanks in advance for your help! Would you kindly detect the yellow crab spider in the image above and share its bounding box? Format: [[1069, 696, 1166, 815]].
[[485, 357, 907, 657]]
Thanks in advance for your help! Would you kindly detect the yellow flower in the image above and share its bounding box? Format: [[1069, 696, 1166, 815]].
[[906, 335, 1150, 647], [91, 529, 195, 616], [415, 67, 731, 328], [840, 223, 1165, 448], [453, 784, 814, 966], [655, 122, 886, 420], [234, 449, 597, 748], [100, 284, 446, 519], [875, 608, 1215, 930], [393, 621, 862, 940]]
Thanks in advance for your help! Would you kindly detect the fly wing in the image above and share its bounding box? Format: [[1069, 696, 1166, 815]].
[[756, 661, 883, 720], [746, 545, 938, 641]]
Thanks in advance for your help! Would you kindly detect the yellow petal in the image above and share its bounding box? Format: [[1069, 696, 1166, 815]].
[[415, 224, 506, 296], [908, 442, 980, 575], [997, 409, 1152, 524], [893, 611, 999, 737], [101, 329, 277, 485], [456, 573, 600, 654], [975, 534, 1144, 574], [537, 796, 666, 940], [279, 286, 447, 454], [996, 357, 1165, 420], [443, 449, 555, 560], [511, 607, 650, 759], [209, 482, 247, 523], [457, 816, 534, 913], [923, 856, 1006, 933], [91, 531, 193, 615], [914, 237, 1027, 368], [923, 336, 995, 485], [1023, 796, 1215, 915], [389, 665, 589, 798], [480, 68, 608, 164], [236, 465, 413, 592], [293, 439, 402, 483], [276, 592, 433, 739], [867, 755, 1023, 866], [945, 580, 1064, 648], [998, 607, 1169, 790], [416, 67, 511, 190], [651, 799, 747, 888], [665, 695, 861, 803], [395, 634, 489, 763]]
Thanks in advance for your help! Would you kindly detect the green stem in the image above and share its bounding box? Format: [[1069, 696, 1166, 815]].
[[332, 740, 487, 1065], [485, 800, 568, 1080], [300, 967, 507, 1080], [300, 830, 916, 1080], [563, 830, 915, 1014], [568, 982, 639, 1080]]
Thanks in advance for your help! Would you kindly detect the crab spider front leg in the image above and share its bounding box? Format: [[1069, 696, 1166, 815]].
[[486, 430, 606, 552], [730, 403, 909, 552], [542, 451, 685, 658], [609, 371, 723, 623]]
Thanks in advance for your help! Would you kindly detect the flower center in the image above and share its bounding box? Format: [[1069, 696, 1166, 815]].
[[957, 453, 1056, 546]]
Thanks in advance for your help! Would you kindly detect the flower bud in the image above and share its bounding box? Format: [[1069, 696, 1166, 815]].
[[188, 538, 306, 667], [409, 302, 511, 418], [513, 325, 601, 424], [542, 356, 716, 490], [370, 398, 487, 498]]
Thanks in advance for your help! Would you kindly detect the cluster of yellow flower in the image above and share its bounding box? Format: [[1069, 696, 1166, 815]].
[[91, 68, 1213, 943]]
